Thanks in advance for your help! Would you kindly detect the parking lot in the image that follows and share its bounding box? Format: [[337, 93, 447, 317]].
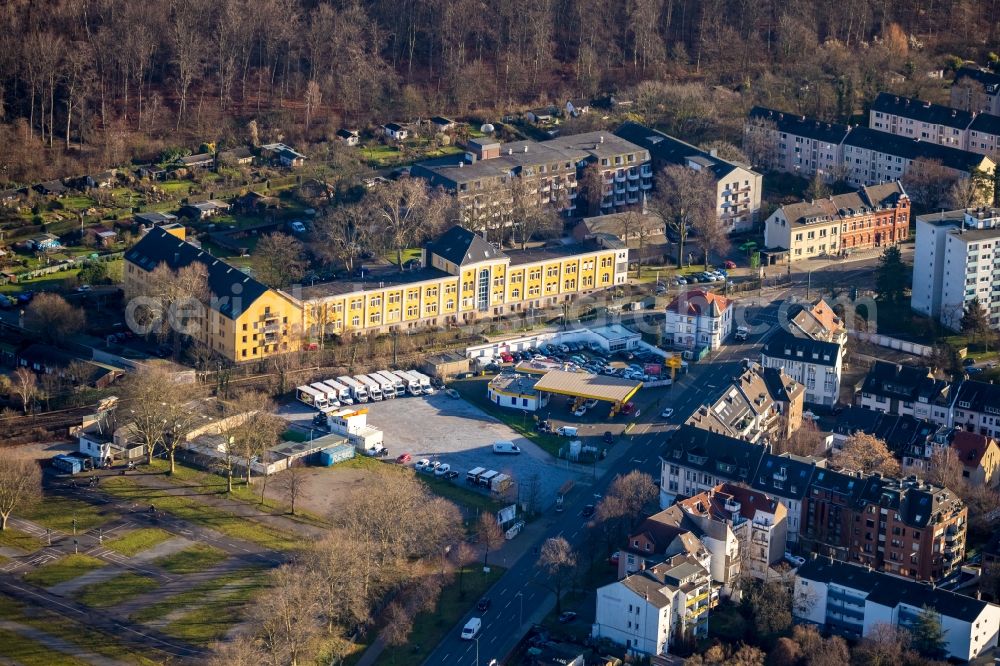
[[278, 392, 586, 509]]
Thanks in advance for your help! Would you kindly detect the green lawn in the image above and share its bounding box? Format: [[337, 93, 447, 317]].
[[450, 378, 565, 457], [0, 528, 44, 553], [132, 567, 268, 625], [159, 181, 192, 195], [100, 476, 299, 551], [104, 528, 173, 557], [23, 554, 105, 588], [162, 580, 263, 644], [21, 496, 117, 534], [414, 474, 503, 514], [75, 572, 159, 608], [0, 628, 89, 666], [0, 593, 162, 665], [377, 566, 506, 665], [59, 195, 95, 211], [383, 247, 422, 268], [0, 269, 82, 295], [153, 543, 229, 575]]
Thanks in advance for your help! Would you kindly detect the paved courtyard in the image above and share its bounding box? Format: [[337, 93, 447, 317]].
[[279, 393, 588, 509]]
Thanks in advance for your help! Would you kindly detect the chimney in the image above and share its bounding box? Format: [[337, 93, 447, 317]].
[[600, 135, 605, 143], [523, 145, 528, 153], [174, 252, 180, 264]]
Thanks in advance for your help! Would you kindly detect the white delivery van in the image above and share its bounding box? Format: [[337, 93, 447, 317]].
[[492, 441, 521, 455], [461, 617, 482, 640], [556, 426, 578, 437], [734, 325, 749, 341]]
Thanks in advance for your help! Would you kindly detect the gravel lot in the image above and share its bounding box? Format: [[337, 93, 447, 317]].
[[277, 393, 586, 509]]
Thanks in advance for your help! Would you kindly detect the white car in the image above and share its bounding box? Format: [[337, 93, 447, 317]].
[[660, 407, 675, 419], [434, 463, 451, 476], [584, 399, 598, 409], [414, 458, 430, 471], [427, 461, 441, 473], [573, 405, 588, 417]]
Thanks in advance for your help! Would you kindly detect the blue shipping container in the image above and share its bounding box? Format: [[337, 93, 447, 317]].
[[318, 443, 355, 467], [52, 455, 83, 474]]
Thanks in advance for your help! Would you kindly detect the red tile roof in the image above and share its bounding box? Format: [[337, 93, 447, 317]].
[[951, 431, 998, 468], [665, 289, 731, 317]]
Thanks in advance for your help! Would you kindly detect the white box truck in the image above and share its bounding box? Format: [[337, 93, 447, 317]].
[[310, 383, 341, 411], [411, 370, 434, 394], [374, 370, 406, 397], [355, 375, 383, 401], [392, 370, 423, 396], [323, 379, 354, 406], [492, 441, 521, 455], [296, 385, 329, 410], [337, 376, 369, 403]]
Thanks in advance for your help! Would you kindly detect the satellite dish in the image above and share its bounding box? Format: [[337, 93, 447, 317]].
[[480, 123, 495, 134]]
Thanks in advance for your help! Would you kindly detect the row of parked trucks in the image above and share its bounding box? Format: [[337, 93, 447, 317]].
[[295, 369, 433, 411]]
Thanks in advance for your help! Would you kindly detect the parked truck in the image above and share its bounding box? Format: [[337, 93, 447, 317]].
[[410, 370, 434, 394], [466, 466, 487, 485], [322, 379, 353, 406], [374, 370, 406, 397], [392, 369, 423, 396], [337, 375, 369, 403], [355, 374, 383, 401]]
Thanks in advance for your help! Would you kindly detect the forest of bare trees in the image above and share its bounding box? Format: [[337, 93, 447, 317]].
[[1, 0, 999, 184]]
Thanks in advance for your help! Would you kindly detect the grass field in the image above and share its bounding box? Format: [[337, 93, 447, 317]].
[[23, 554, 105, 588], [0, 593, 162, 665], [0, 527, 44, 553], [383, 247, 422, 268], [153, 543, 229, 574], [376, 566, 505, 665], [75, 572, 160, 608], [104, 528, 173, 557], [0, 629, 89, 666], [100, 476, 299, 551], [163, 580, 262, 644], [132, 567, 268, 626], [0, 269, 82, 295], [21, 495, 118, 534]]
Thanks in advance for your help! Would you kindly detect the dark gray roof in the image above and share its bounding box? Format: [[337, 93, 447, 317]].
[[834, 407, 936, 458], [661, 425, 765, 486], [426, 225, 506, 266], [861, 361, 932, 401], [220, 146, 253, 159], [752, 452, 818, 500], [748, 107, 851, 144], [761, 330, 840, 367], [953, 379, 1000, 413], [954, 66, 1000, 92], [134, 212, 178, 225], [809, 467, 864, 500], [615, 121, 741, 180], [871, 92, 974, 129], [35, 180, 68, 194], [384, 123, 405, 132], [844, 127, 989, 173], [798, 557, 989, 622], [969, 113, 1000, 136], [125, 226, 273, 320]]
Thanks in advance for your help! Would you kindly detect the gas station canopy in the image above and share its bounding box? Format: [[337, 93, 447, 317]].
[[533, 369, 642, 405]]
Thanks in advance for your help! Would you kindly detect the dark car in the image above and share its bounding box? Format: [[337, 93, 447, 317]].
[[968, 367, 985, 375], [16, 291, 34, 305], [603, 431, 614, 445], [963, 358, 976, 366], [477, 598, 491, 612], [582, 505, 595, 519], [558, 611, 578, 623], [445, 470, 459, 479]]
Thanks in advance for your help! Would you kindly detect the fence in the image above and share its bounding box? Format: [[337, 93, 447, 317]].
[[17, 251, 124, 281]]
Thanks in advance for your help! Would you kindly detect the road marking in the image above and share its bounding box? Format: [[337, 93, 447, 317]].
[[504, 600, 511, 609]]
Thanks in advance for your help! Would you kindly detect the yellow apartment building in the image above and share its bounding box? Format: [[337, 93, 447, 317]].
[[125, 224, 629, 362], [124, 224, 302, 361], [300, 225, 629, 339]]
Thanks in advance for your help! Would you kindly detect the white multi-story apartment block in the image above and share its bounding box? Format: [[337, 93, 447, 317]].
[[794, 558, 1000, 662], [747, 107, 996, 201], [869, 92, 972, 147], [594, 554, 712, 657], [617, 122, 763, 233], [912, 207, 1000, 331], [663, 289, 733, 351], [761, 330, 842, 406]]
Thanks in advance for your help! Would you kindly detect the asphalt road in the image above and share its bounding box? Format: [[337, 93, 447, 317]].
[[422, 304, 783, 666]]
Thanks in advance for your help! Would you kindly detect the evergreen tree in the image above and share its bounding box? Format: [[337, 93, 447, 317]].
[[875, 246, 908, 305], [805, 171, 831, 201], [961, 301, 992, 348], [911, 605, 947, 658]]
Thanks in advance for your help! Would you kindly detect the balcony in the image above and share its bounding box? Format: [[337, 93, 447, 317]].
[[640, 181, 653, 190], [626, 194, 639, 204], [627, 183, 639, 192], [614, 171, 627, 182], [627, 169, 640, 180]]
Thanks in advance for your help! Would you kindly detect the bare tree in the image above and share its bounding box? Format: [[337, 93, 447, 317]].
[[0, 454, 42, 530], [13, 368, 37, 414], [208, 634, 263, 666], [364, 178, 446, 271], [253, 233, 307, 289], [24, 293, 86, 345], [694, 213, 732, 269], [130, 261, 209, 346], [225, 391, 285, 488], [169, 0, 208, 128], [279, 462, 306, 515], [310, 204, 372, 274], [251, 564, 322, 666], [902, 158, 958, 210], [121, 367, 203, 469], [742, 117, 778, 170], [475, 512, 504, 569], [647, 165, 717, 268], [832, 433, 900, 477], [926, 446, 965, 491], [577, 163, 605, 216], [536, 536, 577, 613], [38, 372, 62, 412], [775, 419, 826, 457]]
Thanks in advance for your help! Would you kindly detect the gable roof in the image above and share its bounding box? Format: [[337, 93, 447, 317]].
[[954, 66, 1000, 92], [777, 182, 908, 228], [798, 557, 991, 622], [871, 92, 975, 130], [951, 430, 998, 468], [953, 379, 1000, 413], [665, 289, 731, 317], [615, 121, 747, 180], [426, 225, 506, 266], [861, 360, 933, 401], [124, 226, 276, 320], [834, 407, 936, 457], [752, 452, 819, 500], [969, 112, 1000, 136], [843, 127, 990, 172], [335, 129, 359, 139], [748, 107, 851, 144], [661, 425, 765, 486], [761, 329, 840, 367]]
